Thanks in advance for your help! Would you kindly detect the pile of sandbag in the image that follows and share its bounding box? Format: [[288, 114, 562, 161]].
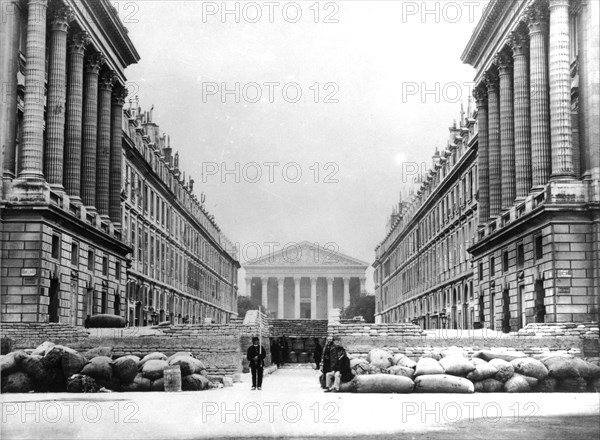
[[1, 342, 212, 394], [337, 347, 600, 394]]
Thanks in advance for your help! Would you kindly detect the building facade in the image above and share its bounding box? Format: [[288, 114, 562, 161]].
[[374, 0, 599, 330], [245, 242, 368, 320], [374, 114, 480, 329], [0, 0, 240, 326], [462, 0, 599, 329]]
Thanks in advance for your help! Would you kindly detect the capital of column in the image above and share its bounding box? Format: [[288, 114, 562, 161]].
[[69, 31, 91, 54], [523, 2, 549, 34], [484, 71, 499, 93], [293, 276, 302, 282], [495, 52, 513, 76], [112, 87, 128, 106], [507, 31, 529, 57], [326, 277, 334, 285], [277, 277, 284, 286], [50, 5, 73, 32], [85, 53, 105, 74], [261, 277, 269, 284], [99, 70, 116, 91], [342, 276, 350, 282], [473, 85, 488, 109], [548, 0, 570, 9], [310, 277, 317, 286]]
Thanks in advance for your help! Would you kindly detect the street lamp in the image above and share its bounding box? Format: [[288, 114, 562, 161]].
[[440, 309, 447, 329]]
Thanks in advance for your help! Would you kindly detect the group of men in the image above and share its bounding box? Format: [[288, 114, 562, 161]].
[[246, 335, 354, 392]]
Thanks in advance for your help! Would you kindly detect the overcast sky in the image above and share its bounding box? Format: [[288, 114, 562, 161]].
[[118, 0, 488, 293]]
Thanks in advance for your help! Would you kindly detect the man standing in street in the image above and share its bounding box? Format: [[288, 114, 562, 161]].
[[247, 336, 266, 390], [313, 338, 323, 370], [320, 336, 337, 388]]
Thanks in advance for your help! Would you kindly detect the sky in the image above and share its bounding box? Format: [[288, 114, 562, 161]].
[[116, 0, 489, 294]]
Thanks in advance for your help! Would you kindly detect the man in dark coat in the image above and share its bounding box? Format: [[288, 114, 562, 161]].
[[319, 336, 337, 388], [270, 338, 280, 367], [247, 337, 266, 390], [313, 338, 323, 370], [325, 346, 354, 392]]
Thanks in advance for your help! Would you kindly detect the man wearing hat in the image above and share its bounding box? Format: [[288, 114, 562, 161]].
[[247, 336, 266, 390]]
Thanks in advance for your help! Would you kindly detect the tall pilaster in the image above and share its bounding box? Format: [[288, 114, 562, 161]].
[[474, 85, 490, 223], [261, 277, 268, 309], [19, 0, 49, 181], [44, 5, 73, 190], [310, 277, 317, 320], [293, 276, 301, 319], [343, 277, 350, 309], [0, 0, 23, 184], [326, 277, 334, 314], [81, 53, 105, 209], [496, 52, 517, 209], [109, 87, 127, 224], [96, 70, 115, 217], [64, 31, 90, 200], [548, 0, 575, 179], [508, 31, 533, 199], [486, 71, 502, 218], [277, 277, 284, 319], [524, 3, 552, 188]]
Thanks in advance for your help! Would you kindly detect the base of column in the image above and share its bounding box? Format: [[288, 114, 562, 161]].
[[68, 195, 83, 206], [49, 184, 65, 193], [530, 185, 547, 195], [6, 177, 50, 203], [549, 174, 577, 182], [100, 214, 111, 223], [85, 206, 98, 216]]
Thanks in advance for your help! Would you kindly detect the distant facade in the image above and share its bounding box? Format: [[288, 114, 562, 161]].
[[244, 242, 368, 320], [374, 0, 599, 330], [0, 0, 239, 326]]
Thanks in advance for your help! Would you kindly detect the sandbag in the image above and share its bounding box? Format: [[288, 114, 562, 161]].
[[471, 358, 487, 366], [533, 353, 572, 362], [32, 341, 56, 356], [350, 359, 370, 376], [21, 355, 48, 382], [467, 362, 499, 382], [84, 346, 113, 360], [43, 345, 75, 368], [121, 373, 151, 392], [0, 351, 28, 375], [66, 374, 100, 393], [369, 364, 386, 375], [570, 358, 600, 379], [557, 377, 587, 393], [420, 352, 442, 361], [352, 374, 414, 393], [81, 356, 113, 382], [2, 372, 35, 393], [151, 377, 165, 391], [338, 379, 357, 393], [139, 352, 167, 367], [474, 378, 504, 393], [415, 358, 444, 376], [441, 347, 466, 358], [587, 378, 600, 393], [182, 373, 210, 391], [534, 377, 558, 393], [473, 350, 527, 362], [112, 356, 139, 383], [504, 373, 533, 393], [544, 357, 580, 379], [489, 358, 514, 382], [86, 314, 126, 328], [439, 356, 475, 376], [367, 349, 393, 369], [510, 358, 548, 381], [168, 356, 205, 376], [167, 352, 194, 363], [387, 365, 415, 378], [61, 350, 87, 377], [142, 359, 168, 381], [394, 354, 417, 369], [414, 374, 474, 393]]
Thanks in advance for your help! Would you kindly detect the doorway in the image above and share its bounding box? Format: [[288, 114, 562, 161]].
[[49, 278, 60, 323]]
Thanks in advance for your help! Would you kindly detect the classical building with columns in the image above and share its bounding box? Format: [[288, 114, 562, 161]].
[[463, 0, 599, 329], [375, 0, 599, 330], [244, 242, 368, 320], [0, 0, 240, 325]]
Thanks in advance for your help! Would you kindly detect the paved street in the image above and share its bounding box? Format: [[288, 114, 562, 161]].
[[1, 367, 599, 439]]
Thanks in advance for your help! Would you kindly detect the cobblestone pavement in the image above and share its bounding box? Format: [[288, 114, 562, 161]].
[[1, 367, 599, 439]]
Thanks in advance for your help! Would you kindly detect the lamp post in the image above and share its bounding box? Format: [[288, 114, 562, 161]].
[[440, 309, 447, 329]]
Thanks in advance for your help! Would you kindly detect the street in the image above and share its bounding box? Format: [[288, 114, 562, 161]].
[[1, 367, 599, 439]]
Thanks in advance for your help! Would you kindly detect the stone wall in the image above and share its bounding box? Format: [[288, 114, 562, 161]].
[[329, 322, 424, 338], [269, 319, 327, 338], [1, 323, 90, 352]]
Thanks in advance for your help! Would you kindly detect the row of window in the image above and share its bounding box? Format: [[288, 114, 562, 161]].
[[478, 234, 543, 281], [50, 233, 121, 279]]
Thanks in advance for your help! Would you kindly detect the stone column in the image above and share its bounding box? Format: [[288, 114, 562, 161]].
[[548, 0, 575, 179], [96, 70, 115, 217], [310, 277, 317, 320], [0, 0, 23, 183], [294, 276, 301, 319], [508, 31, 533, 199], [109, 87, 127, 224], [474, 85, 490, 223], [277, 277, 284, 318], [81, 53, 105, 210], [326, 277, 334, 314], [496, 52, 516, 210], [524, 3, 552, 188], [261, 277, 268, 309], [343, 277, 350, 309], [19, 0, 48, 181], [486, 71, 501, 218], [64, 31, 90, 200], [245, 278, 252, 297], [43, 5, 73, 190]]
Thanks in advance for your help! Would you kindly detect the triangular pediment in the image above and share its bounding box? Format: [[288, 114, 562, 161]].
[[244, 241, 369, 267]]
